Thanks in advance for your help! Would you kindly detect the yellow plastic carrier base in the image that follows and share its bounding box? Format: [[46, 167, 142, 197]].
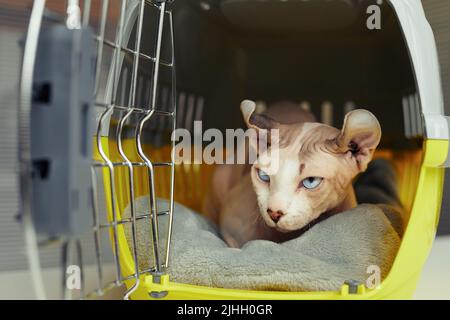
[[94, 137, 446, 300]]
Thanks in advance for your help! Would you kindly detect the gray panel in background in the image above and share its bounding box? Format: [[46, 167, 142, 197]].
[[422, 0, 450, 235], [31, 25, 95, 236], [0, 8, 113, 273]]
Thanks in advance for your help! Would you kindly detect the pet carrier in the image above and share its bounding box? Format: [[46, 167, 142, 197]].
[[17, 0, 448, 299]]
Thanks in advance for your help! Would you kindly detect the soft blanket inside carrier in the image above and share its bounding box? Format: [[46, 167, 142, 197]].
[[124, 159, 403, 291]]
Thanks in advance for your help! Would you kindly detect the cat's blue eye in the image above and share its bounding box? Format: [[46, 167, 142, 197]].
[[257, 169, 270, 183], [302, 177, 323, 189]]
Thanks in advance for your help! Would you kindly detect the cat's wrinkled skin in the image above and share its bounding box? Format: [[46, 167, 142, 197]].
[[203, 100, 381, 248]]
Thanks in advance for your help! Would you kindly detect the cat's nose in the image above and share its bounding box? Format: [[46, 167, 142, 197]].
[[267, 208, 284, 223]]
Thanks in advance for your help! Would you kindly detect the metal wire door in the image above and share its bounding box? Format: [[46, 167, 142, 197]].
[[91, 0, 176, 299], [18, 0, 176, 299]]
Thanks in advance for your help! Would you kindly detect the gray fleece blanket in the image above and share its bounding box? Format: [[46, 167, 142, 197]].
[[123, 159, 403, 292]]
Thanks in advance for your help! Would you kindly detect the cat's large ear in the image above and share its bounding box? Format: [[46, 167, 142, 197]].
[[240, 100, 279, 154], [241, 100, 279, 131], [335, 109, 381, 171]]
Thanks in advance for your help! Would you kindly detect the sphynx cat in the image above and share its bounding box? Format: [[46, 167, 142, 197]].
[[203, 100, 381, 248]]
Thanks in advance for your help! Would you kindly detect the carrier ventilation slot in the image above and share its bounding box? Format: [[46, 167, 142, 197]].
[[402, 93, 424, 138]]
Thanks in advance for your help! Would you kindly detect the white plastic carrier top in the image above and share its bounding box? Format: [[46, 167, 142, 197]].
[[390, 0, 448, 147]]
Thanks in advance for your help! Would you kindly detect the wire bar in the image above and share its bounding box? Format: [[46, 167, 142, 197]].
[[97, 37, 173, 68], [93, 0, 109, 96], [96, 210, 170, 229], [134, 0, 167, 275], [82, 0, 91, 27], [93, 0, 124, 288], [90, 167, 104, 296], [165, 9, 177, 269], [85, 265, 158, 299], [118, 0, 145, 300], [92, 162, 173, 168], [94, 101, 174, 115]]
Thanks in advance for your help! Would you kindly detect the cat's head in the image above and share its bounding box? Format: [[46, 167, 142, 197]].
[[241, 100, 381, 232]]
